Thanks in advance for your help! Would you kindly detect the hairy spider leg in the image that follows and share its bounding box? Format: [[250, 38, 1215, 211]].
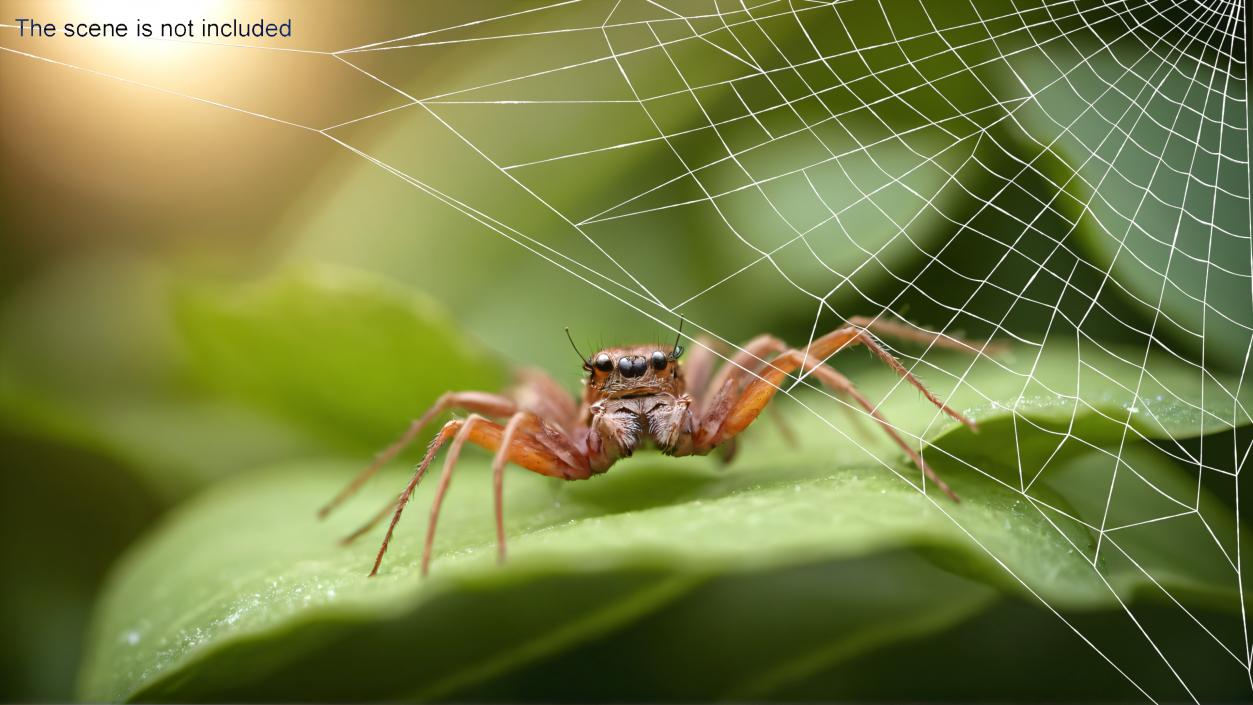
[[364, 415, 591, 576], [807, 363, 959, 501], [493, 413, 534, 564], [335, 371, 586, 548], [845, 316, 1007, 356], [489, 411, 587, 563], [318, 391, 516, 519], [323, 390, 518, 518], [419, 414, 486, 577], [681, 337, 720, 413], [715, 326, 977, 435], [699, 334, 872, 446], [699, 326, 979, 501]]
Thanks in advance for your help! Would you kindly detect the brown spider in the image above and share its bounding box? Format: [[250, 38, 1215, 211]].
[[319, 317, 993, 576]]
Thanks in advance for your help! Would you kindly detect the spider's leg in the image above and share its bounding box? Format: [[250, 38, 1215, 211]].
[[684, 335, 804, 424], [692, 335, 792, 447], [318, 391, 516, 519], [367, 418, 463, 576], [492, 413, 535, 564], [339, 494, 400, 546], [425, 412, 592, 575], [696, 377, 737, 445], [420, 414, 488, 577], [695, 334, 868, 446], [846, 316, 1006, 356], [715, 326, 975, 432], [364, 415, 591, 577], [698, 334, 785, 409], [512, 368, 580, 429], [682, 336, 722, 412], [798, 359, 959, 502], [490, 372, 587, 561], [810, 326, 977, 430], [489, 411, 588, 563], [705, 346, 960, 501]]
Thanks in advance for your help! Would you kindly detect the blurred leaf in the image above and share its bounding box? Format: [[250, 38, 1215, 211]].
[[175, 264, 507, 449], [992, 33, 1251, 370], [0, 256, 322, 500], [454, 552, 996, 702], [773, 592, 1251, 703], [0, 429, 161, 701], [80, 339, 1249, 701]]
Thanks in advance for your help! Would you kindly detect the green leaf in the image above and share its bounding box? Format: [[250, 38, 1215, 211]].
[[69, 457, 1016, 702], [455, 551, 996, 703], [924, 340, 1250, 455], [2, 260, 505, 499], [175, 264, 507, 449], [0, 429, 162, 701], [79, 340, 1248, 701], [0, 256, 321, 500]]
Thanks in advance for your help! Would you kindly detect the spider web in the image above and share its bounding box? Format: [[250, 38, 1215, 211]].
[[3, 0, 1250, 699]]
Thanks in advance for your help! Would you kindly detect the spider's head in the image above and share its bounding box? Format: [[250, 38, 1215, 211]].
[[565, 323, 686, 399], [582, 344, 685, 397]]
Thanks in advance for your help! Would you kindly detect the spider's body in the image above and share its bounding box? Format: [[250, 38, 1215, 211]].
[[321, 318, 994, 577]]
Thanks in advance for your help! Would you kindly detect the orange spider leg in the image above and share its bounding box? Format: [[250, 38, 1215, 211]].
[[419, 415, 485, 577], [809, 325, 977, 429], [682, 336, 722, 412], [368, 415, 589, 577], [845, 316, 1006, 356], [340, 496, 403, 546], [702, 334, 786, 402], [494, 413, 531, 564], [708, 320, 995, 406], [512, 368, 580, 430], [492, 411, 567, 563], [705, 325, 980, 501], [318, 391, 516, 519], [700, 334, 870, 447], [704, 349, 959, 500], [794, 356, 958, 501], [715, 325, 976, 436]]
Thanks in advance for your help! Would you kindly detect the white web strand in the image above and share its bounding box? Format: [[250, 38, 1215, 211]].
[[2, 0, 1250, 699]]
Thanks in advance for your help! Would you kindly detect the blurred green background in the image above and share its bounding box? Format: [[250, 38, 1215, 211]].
[[1, 0, 1250, 701]]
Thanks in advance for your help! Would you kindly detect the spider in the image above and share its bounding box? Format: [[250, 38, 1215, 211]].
[[319, 317, 993, 577]]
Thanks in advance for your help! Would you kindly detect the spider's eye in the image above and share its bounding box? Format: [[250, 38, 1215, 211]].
[[619, 356, 649, 378], [593, 353, 613, 372], [650, 350, 668, 370]]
